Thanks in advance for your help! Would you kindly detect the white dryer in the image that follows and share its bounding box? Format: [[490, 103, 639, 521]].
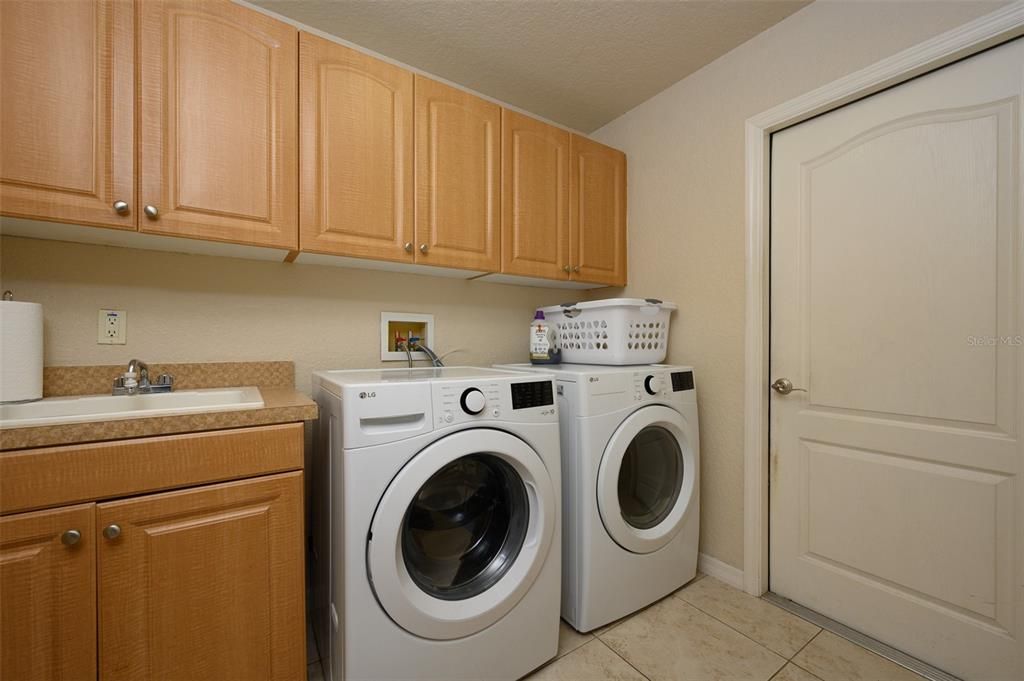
[[495, 364, 699, 632], [311, 367, 562, 680]]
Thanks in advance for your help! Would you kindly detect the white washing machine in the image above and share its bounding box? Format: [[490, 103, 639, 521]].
[[495, 364, 699, 632], [311, 367, 562, 680]]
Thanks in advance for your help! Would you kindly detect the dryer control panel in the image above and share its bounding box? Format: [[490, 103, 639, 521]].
[[632, 369, 695, 403]]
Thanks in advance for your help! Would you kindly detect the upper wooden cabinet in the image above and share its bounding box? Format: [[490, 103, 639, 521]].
[[0, 0, 134, 230], [138, 0, 298, 249], [570, 134, 627, 287], [98, 473, 305, 681], [0, 504, 96, 681], [299, 33, 414, 262], [0, 2, 628, 284], [415, 76, 501, 271], [501, 110, 571, 280]]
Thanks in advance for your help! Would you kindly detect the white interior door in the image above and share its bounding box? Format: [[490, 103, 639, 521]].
[[769, 38, 1023, 681]]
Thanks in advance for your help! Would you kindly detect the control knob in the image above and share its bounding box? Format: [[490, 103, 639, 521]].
[[643, 375, 661, 396], [460, 388, 486, 415]]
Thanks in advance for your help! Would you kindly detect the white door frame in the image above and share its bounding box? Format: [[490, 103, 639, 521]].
[[742, 2, 1024, 597]]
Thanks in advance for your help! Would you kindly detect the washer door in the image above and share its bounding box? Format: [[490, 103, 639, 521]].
[[597, 405, 696, 554], [367, 429, 556, 640]]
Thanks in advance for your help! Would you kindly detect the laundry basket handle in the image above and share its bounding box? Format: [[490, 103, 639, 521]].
[[639, 299, 664, 315], [560, 302, 582, 318]]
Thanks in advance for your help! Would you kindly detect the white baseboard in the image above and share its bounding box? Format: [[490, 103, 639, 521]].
[[698, 553, 744, 590]]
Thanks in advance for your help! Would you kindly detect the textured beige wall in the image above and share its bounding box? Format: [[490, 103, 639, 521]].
[[0, 236, 568, 394], [0, 0, 1009, 573], [590, 0, 1009, 570]]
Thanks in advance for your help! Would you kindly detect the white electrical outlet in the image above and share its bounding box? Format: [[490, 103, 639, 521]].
[[98, 309, 126, 345]]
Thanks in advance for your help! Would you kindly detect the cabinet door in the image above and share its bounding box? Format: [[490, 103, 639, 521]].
[[98, 473, 304, 681], [138, 0, 298, 249], [415, 76, 500, 271], [299, 33, 414, 262], [0, 0, 134, 230], [0, 504, 96, 681], [570, 135, 627, 287], [501, 110, 570, 280]]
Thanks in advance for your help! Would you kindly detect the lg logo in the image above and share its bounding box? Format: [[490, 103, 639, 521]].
[[359, 391, 377, 399]]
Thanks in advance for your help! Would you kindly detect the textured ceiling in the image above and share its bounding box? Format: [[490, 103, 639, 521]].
[[249, 0, 811, 132]]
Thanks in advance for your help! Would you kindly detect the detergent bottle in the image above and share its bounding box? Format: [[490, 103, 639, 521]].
[[529, 310, 561, 364]]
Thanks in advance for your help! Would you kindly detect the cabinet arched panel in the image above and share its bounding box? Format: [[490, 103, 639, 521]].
[[502, 110, 570, 279], [570, 135, 627, 287], [299, 33, 414, 262], [139, 0, 297, 249], [0, 0, 134, 230], [415, 76, 500, 272]]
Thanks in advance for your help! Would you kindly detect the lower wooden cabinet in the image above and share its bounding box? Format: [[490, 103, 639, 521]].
[[0, 425, 306, 681], [0, 504, 97, 681], [98, 472, 304, 681]]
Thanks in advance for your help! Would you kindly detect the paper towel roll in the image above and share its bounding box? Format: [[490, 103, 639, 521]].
[[0, 300, 43, 402]]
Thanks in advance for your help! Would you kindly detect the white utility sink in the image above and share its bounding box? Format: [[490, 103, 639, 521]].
[[0, 387, 264, 428]]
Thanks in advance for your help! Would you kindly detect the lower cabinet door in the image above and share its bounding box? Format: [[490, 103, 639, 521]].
[[97, 472, 305, 681], [0, 503, 97, 681]]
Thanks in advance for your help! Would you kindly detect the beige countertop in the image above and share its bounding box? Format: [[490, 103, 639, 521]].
[[0, 362, 317, 451]]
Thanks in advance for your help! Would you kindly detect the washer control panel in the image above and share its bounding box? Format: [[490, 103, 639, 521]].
[[434, 378, 556, 426], [510, 380, 554, 410]]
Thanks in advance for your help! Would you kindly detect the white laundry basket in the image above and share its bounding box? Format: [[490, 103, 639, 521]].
[[542, 298, 677, 365]]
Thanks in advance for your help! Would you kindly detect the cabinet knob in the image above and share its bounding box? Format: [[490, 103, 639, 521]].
[[572, 266, 580, 273], [103, 524, 121, 540], [419, 244, 428, 254], [403, 242, 413, 253], [113, 200, 129, 215], [562, 265, 570, 273], [61, 529, 82, 546], [143, 205, 159, 219]]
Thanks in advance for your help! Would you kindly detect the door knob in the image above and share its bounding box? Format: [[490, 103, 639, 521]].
[[770, 378, 806, 395], [103, 524, 121, 540], [113, 200, 129, 215], [61, 529, 82, 546], [403, 242, 413, 253], [143, 205, 159, 219]]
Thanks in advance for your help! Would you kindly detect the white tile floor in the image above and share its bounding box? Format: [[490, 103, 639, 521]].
[[306, 574, 928, 681], [525, 575, 926, 681]]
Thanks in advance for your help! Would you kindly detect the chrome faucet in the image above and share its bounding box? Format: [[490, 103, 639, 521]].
[[127, 358, 149, 387], [112, 359, 174, 395]]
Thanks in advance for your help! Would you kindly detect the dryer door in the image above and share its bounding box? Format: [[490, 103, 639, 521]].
[[597, 405, 697, 554], [367, 428, 556, 640]]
